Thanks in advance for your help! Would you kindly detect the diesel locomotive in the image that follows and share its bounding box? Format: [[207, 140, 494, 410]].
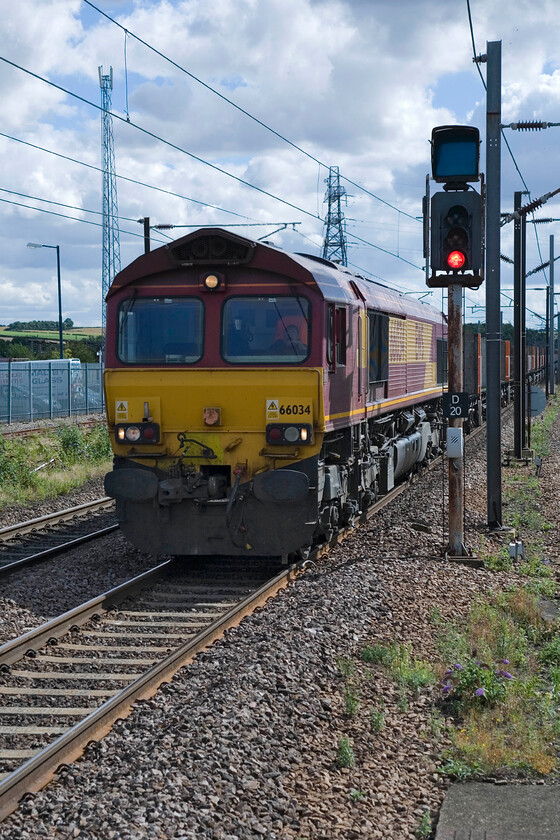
[[103, 228, 448, 560]]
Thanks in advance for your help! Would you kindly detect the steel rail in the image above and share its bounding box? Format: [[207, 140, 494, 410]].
[[0, 562, 296, 822], [0, 497, 114, 541], [0, 561, 173, 668], [0, 524, 119, 578]]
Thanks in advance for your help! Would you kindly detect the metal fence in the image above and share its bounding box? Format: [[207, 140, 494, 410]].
[[0, 360, 105, 424]]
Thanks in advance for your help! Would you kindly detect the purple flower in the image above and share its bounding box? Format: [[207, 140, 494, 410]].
[[497, 659, 510, 665], [453, 664, 463, 671], [444, 668, 453, 676], [500, 671, 513, 680], [475, 687, 485, 697], [442, 684, 453, 694]]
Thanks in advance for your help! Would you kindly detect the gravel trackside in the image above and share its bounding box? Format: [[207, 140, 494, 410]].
[[0, 408, 558, 839]]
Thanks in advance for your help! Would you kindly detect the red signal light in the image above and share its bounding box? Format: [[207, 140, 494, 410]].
[[446, 250, 466, 270]]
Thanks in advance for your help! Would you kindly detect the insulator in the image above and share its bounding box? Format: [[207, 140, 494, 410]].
[[500, 253, 514, 264], [510, 121, 549, 131], [528, 261, 549, 276], [521, 198, 545, 215]]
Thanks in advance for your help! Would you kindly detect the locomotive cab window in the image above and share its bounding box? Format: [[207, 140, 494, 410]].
[[117, 297, 204, 364], [222, 296, 310, 364], [368, 311, 389, 384]]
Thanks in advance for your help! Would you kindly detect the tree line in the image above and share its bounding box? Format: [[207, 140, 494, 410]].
[[7, 319, 74, 331]]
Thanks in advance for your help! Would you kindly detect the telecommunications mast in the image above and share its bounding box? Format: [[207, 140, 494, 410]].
[[99, 65, 121, 345]]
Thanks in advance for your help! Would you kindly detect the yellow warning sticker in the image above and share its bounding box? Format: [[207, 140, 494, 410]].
[[116, 400, 128, 421], [266, 398, 279, 420]]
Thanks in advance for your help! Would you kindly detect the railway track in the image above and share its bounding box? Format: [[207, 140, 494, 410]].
[[0, 557, 294, 821], [1, 417, 105, 439], [0, 411, 497, 820], [0, 498, 117, 575]]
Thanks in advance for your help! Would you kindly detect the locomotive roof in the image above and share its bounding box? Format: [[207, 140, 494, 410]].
[[107, 227, 443, 325]]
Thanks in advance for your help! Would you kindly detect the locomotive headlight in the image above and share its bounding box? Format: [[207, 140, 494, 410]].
[[125, 426, 141, 442], [200, 271, 226, 291], [284, 426, 301, 443], [204, 274, 219, 289], [117, 427, 126, 442]]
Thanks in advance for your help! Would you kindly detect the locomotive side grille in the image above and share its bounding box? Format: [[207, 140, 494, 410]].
[[167, 233, 255, 266]]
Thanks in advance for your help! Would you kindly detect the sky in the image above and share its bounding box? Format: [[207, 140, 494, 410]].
[[1, 0, 560, 328]]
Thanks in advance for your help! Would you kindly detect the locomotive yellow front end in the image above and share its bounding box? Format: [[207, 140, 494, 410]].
[[105, 366, 324, 557]]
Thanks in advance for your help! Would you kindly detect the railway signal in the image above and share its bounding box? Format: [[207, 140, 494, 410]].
[[425, 124, 485, 559], [426, 125, 483, 289], [430, 190, 483, 279]]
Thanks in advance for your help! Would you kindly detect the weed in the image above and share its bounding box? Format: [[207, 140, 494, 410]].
[[343, 684, 360, 717], [539, 638, 560, 666], [414, 809, 432, 839], [397, 686, 409, 712], [439, 756, 477, 779], [57, 424, 85, 463], [349, 789, 366, 802], [360, 644, 392, 666], [428, 711, 446, 739], [388, 642, 436, 694], [441, 658, 513, 710], [484, 548, 513, 572], [429, 605, 443, 624], [370, 707, 385, 733], [337, 657, 355, 678], [336, 736, 355, 769]]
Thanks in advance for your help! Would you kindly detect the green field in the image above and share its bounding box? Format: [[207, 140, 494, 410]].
[[0, 327, 102, 341]]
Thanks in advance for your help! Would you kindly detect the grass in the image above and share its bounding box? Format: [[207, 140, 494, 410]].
[[437, 584, 560, 778], [0, 422, 111, 507], [530, 397, 559, 457], [434, 396, 560, 779]]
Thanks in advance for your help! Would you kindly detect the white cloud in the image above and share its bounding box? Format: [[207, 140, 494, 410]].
[[0, 0, 559, 327]]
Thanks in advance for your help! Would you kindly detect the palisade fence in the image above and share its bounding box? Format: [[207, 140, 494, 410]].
[[0, 360, 105, 424]]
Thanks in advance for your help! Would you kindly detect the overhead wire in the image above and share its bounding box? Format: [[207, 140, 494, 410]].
[[82, 0, 420, 224], [0, 196, 170, 245], [466, 0, 547, 282], [0, 55, 322, 222], [0, 186, 143, 225], [0, 124, 420, 272], [0, 131, 253, 222]]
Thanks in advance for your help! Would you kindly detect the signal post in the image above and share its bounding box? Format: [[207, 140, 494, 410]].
[[425, 126, 483, 559]]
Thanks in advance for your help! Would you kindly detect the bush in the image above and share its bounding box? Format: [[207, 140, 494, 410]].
[[0, 436, 34, 487], [56, 424, 111, 466]]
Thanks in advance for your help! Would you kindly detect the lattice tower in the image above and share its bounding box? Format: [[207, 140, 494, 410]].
[[99, 66, 121, 338], [322, 166, 347, 265]]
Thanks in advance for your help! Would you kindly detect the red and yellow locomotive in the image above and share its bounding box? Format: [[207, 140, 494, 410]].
[[104, 228, 446, 559]]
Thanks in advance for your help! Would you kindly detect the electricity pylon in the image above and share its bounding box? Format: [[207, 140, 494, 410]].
[[322, 166, 347, 265]]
